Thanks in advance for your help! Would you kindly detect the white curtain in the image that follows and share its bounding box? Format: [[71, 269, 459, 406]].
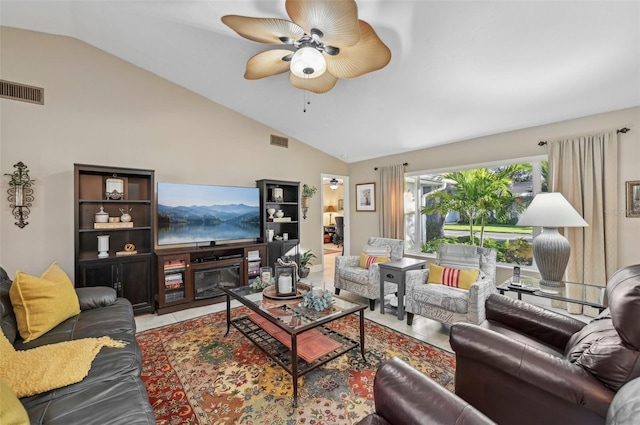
[[379, 165, 405, 239], [548, 131, 618, 315]]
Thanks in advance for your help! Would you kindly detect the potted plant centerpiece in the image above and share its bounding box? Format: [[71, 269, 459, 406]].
[[298, 250, 317, 278]]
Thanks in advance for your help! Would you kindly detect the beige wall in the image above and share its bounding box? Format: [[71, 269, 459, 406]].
[[0, 27, 348, 277], [2, 27, 637, 284], [348, 106, 640, 282]]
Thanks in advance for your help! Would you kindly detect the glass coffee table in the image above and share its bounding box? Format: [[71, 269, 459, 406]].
[[223, 285, 367, 406], [497, 277, 607, 312]]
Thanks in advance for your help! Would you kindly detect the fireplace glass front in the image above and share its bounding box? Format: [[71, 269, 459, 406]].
[[192, 263, 241, 300]]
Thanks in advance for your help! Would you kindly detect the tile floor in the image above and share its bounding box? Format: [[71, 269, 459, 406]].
[[136, 251, 591, 353]]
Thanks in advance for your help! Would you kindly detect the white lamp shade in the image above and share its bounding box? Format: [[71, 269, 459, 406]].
[[290, 47, 326, 79], [517, 192, 588, 228]]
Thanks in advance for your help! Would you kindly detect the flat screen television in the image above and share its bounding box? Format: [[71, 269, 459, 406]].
[[157, 182, 260, 246]]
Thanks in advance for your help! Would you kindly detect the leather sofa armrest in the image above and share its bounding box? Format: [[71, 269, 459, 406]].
[[372, 357, 495, 425], [485, 293, 586, 350], [75, 287, 117, 310], [450, 322, 614, 417]]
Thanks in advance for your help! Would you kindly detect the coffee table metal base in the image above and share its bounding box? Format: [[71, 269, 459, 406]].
[[224, 294, 366, 407]]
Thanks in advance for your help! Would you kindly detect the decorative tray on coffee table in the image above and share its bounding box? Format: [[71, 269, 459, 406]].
[[262, 283, 312, 300]]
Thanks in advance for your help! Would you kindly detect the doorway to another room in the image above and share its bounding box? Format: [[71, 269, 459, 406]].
[[321, 175, 348, 272]]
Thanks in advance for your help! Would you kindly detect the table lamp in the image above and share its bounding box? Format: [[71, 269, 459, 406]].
[[517, 192, 588, 287], [324, 205, 337, 225]]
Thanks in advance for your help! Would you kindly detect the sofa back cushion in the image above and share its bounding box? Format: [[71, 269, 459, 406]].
[[607, 265, 640, 349], [0, 267, 18, 345], [366, 237, 404, 261], [437, 244, 497, 283], [565, 312, 640, 391]]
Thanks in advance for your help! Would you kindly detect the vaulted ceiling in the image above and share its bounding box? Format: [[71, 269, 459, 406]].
[[2, 1, 638, 163]]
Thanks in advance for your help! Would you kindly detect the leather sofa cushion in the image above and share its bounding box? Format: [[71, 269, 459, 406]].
[[20, 332, 142, 406], [607, 264, 640, 349], [24, 374, 155, 425], [565, 316, 640, 391], [14, 298, 136, 350]]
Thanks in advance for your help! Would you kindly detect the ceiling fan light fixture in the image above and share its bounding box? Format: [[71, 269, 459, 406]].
[[329, 178, 339, 190], [290, 46, 326, 79]]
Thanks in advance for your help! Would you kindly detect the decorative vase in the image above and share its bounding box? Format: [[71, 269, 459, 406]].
[[119, 207, 132, 222], [266, 229, 274, 242], [97, 235, 110, 258], [299, 267, 310, 278], [267, 208, 276, 219], [275, 210, 284, 218], [94, 206, 109, 223]]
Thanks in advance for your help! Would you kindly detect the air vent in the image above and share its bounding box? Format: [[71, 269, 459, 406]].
[[270, 135, 289, 148], [0, 80, 44, 105]]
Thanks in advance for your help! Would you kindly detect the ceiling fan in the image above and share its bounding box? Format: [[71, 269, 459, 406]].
[[221, 0, 391, 94]]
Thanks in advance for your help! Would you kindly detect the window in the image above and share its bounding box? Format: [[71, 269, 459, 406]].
[[404, 159, 547, 266]]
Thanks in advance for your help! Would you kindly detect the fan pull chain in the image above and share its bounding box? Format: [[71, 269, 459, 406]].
[[303, 92, 311, 113]]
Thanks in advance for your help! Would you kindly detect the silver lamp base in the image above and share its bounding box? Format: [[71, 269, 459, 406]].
[[533, 227, 570, 288]]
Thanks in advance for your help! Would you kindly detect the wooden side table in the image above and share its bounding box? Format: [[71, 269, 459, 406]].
[[379, 258, 427, 320]]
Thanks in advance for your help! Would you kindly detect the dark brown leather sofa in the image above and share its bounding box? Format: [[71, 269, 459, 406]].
[[0, 266, 155, 424], [356, 357, 495, 425], [450, 264, 640, 425]]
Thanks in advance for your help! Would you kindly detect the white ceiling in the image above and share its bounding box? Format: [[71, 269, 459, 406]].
[[2, 1, 639, 163]]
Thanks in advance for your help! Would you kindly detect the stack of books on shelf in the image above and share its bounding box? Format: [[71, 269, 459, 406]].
[[165, 291, 184, 302], [164, 273, 183, 290], [164, 260, 185, 271], [271, 217, 291, 222]]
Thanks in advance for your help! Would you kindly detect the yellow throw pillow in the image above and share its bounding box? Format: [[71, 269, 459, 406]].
[[0, 378, 29, 425], [9, 263, 80, 343], [359, 252, 390, 269], [427, 264, 480, 290]]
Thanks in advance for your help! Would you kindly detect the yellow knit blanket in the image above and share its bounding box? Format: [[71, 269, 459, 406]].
[[0, 331, 126, 398]]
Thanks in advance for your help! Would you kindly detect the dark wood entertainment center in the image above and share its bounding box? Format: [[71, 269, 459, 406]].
[[155, 242, 266, 315]]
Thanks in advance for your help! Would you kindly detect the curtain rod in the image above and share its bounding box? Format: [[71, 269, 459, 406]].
[[374, 162, 408, 171], [538, 127, 630, 146]]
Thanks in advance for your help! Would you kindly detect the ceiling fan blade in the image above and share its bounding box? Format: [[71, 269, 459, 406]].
[[325, 20, 391, 79], [245, 50, 293, 80], [290, 71, 338, 94], [222, 15, 305, 44], [286, 0, 360, 48]]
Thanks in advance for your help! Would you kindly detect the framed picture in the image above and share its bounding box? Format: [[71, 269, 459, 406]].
[[626, 181, 640, 217], [356, 182, 376, 212], [338, 199, 344, 211]]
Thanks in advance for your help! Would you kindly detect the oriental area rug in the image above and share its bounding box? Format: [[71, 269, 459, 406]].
[[136, 308, 455, 425]]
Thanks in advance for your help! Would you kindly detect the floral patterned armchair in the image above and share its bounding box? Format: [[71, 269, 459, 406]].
[[405, 244, 497, 326], [334, 237, 404, 310]]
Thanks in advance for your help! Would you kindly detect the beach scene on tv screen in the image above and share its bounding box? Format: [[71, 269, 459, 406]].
[[157, 183, 260, 245]]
